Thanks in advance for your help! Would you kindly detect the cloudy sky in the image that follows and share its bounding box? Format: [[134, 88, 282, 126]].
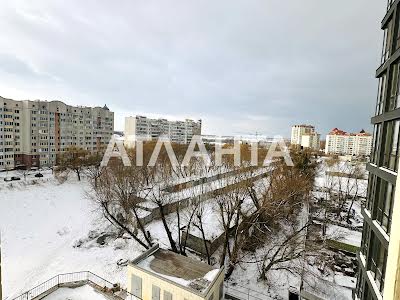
[[0, 0, 384, 137]]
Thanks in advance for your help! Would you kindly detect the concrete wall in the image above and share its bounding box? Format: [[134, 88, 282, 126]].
[[138, 171, 268, 226], [181, 231, 224, 256], [163, 166, 256, 193]]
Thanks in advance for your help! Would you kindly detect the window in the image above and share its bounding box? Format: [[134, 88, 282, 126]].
[[382, 19, 393, 64], [375, 180, 394, 233], [388, 63, 400, 110], [366, 175, 378, 212], [361, 223, 371, 258], [369, 234, 387, 295], [356, 272, 365, 299], [151, 285, 160, 300], [163, 291, 173, 300], [396, 14, 400, 49], [208, 292, 214, 300], [130, 275, 142, 298], [376, 74, 387, 115], [382, 120, 400, 171]]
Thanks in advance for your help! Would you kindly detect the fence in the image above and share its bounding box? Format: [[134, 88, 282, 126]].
[[11, 271, 140, 300], [138, 169, 270, 226], [224, 283, 274, 300]]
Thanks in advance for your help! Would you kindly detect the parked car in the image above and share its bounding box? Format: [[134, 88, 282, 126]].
[[35, 173, 44, 178], [4, 176, 21, 182]]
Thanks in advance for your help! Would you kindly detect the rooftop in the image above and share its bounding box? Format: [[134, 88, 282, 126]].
[[44, 285, 110, 300], [292, 124, 315, 128], [328, 128, 371, 136], [10, 272, 134, 300], [131, 246, 221, 294]]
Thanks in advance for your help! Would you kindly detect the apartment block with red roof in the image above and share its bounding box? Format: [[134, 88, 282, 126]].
[[325, 128, 372, 156]]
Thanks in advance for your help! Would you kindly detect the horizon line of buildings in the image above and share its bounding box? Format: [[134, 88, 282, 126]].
[[0, 94, 374, 173]]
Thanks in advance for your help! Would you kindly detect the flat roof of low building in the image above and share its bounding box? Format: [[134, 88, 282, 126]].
[[130, 245, 221, 295]]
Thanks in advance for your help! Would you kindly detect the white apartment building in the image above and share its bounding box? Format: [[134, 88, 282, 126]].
[[125, 115, 202, 144], [325, 128, 372, 156], [291, 124, 320, 150], [300, 133, 321, 150], [0, 96, 114, 170]]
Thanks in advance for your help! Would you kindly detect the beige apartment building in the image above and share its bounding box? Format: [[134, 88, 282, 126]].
[[128, 245, 224, 300], [325, 128, 372, 157], [125, 115, 202, 144], [290, 124, 321, 150], [0, 96, 114, 170]]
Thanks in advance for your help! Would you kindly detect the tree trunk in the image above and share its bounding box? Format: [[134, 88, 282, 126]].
[[132, 207, 153, 247], [225, 263, 235, 279], [219, 229, 230, 268], [177, 206, 182, 254], [102, 202, 149, 250], [158, 204, 179, 253], [198, 218, 211, 265], [182, 207, 196, 254]]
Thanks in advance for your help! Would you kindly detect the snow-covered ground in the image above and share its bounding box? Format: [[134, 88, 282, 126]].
[[0, 159, 366, 300], [44, 285, 109, 300], [327, 224, 362, 247], [0, 178, 142, 299]]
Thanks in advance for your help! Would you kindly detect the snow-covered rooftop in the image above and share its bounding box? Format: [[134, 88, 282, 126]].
[[132, 246, 221, 294]]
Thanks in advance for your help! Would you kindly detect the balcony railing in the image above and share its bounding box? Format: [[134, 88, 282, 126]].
[[11, 271, 141, 300]]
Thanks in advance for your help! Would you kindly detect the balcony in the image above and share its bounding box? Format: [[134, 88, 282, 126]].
[[11, 271, 140, 300]]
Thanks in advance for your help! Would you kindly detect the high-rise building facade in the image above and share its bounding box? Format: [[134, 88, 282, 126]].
[[125, 115, 202, 144], [325, 128, 372, 156], [355, 1, 400, 299], [290, 124, 320, 150], [0, 96, 114, 170]]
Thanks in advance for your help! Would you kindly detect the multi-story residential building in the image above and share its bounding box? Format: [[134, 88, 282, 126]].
[[125, 115, 202, 144], [290, 124, 320, 150], [355, 1, 400, 299], [0, 96, 114, 170], [325, 128, 372, 157]]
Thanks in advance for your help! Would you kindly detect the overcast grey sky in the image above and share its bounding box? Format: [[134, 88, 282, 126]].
[[0, 0, 384, 137]]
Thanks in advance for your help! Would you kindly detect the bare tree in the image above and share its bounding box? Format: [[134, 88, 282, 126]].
[[229, 151, 319, 280], [91, 162, 153, 250], [322, 158, 365, 222], [56, 146, 89, 181], [85, 151, 104, 188]]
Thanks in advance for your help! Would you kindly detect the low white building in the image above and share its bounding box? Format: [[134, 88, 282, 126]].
[[128, 245, 224, 300], [325, 128, 372, 156], [291, 124, 320, 150]]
